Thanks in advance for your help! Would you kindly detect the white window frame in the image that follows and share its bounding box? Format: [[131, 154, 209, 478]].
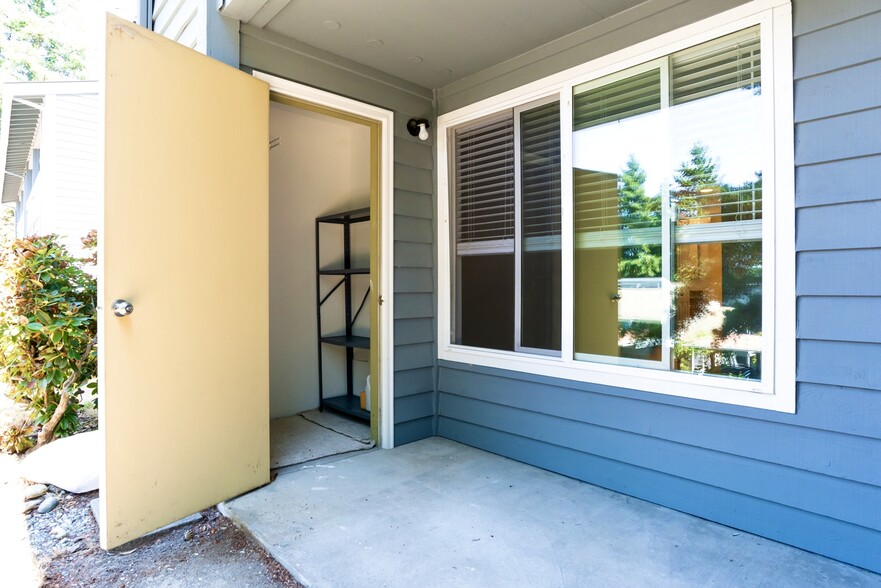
[[437, 0, 795, 412], [514, 94, 561, 357]]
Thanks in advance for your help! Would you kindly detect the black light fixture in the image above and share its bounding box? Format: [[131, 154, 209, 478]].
[[407, 118, 430, 141]]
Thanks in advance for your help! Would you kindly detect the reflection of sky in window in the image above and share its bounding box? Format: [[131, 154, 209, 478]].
[[573, 89, 762, 197]]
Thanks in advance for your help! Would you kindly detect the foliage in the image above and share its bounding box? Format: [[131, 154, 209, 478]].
[[0, 0, 86, 82], [672, 142, 719, 218], [0, 233, 97, 444], [617, 155, 662, 279], [619, 320, 662, 346], [0, 418, 36, 454], [0, 208, 13, 248]]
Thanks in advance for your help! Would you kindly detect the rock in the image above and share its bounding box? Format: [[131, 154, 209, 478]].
[[50, 526, 68, 539], [19, 431, 100, 493], [23, 498, 42, 514], [24, 483, 48, 501], [38, 495, 59, 514]]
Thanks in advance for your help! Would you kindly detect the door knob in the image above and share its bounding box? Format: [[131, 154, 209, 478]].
[[112, 299, 134, 317]]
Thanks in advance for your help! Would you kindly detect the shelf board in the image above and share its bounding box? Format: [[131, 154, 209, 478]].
[[316, 207, 370, 224], [319, 267, 370, 276], [320, 335, 370, 349], [322, 394, 370, 422]]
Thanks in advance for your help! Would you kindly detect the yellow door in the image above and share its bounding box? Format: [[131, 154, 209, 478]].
[[100, 14, 269, 549]]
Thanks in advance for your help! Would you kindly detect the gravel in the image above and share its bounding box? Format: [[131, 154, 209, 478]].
[[26, 487, 302, 587], [2, 397, 302, 588]]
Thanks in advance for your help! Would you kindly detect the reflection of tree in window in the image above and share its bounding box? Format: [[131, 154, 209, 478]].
[[617, 155, 661, 279], [671, 143, 762, 380]]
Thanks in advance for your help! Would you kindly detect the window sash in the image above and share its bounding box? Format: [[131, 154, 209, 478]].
[[454, 113, 515, 247], [436, 0, 794, 412], [515, 96, 562, 355]]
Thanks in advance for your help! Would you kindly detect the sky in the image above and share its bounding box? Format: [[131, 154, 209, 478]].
[[80, 0, 140, 79], [573, 88, 764, 196]]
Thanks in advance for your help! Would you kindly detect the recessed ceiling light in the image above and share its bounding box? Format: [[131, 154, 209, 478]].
[[408, 56, 423, 64], [322, 20, 341, 30], [366, 39, 383, 48]]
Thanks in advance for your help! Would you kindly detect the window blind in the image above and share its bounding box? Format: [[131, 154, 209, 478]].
[[671, 26, 761, 106], [520, 101, 561, 247], [455, 113, 515, 249], [573, 69, 661, 131]]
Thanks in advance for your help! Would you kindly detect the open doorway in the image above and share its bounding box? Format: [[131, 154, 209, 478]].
[[258, 73, 395, 468]]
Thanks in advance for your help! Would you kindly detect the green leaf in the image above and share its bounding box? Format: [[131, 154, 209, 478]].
[[25, 322, 43, 331]]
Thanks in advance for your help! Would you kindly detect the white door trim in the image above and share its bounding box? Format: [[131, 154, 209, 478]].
[[254, 71, 396, 448]]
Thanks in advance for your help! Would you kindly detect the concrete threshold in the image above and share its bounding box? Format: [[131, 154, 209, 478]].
[[221, 438, 881, 588]]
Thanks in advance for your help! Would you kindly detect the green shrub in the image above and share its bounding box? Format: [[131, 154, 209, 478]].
[[0, 234, 97, 446], [0, 418, 36, 454]]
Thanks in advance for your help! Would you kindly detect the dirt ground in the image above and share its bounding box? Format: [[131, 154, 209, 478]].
[[28, 490, 300, 588], [1, 396, 302, 587]]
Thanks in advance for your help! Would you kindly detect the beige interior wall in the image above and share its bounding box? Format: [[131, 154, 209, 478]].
[[269, 101, 371, 418], [101, 14, 268, 549]]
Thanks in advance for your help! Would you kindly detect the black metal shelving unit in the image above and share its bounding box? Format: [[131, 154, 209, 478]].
[[316, 207, 370, 421]]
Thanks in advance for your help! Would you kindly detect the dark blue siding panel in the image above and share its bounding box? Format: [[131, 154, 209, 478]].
[[796, 155, 881, 207], [794, 0, 880, 35], [394, 137, 432, 170], [394, 342, 434, 371], [439, 367, 881, 487], [395, 216, 433, 243], [393, 293, 433, 319], [795, 109, 881, 166], [394, 366, 434, 397], [795, 60, 881, 122], [797, 249, 881, 296], [391, 132, 435, 445], [394, 190, 433, 219], [793, 10, 881, 78], [797, 201, 881, 251], [394, 242, 433, 268], [395, 416, 434, 445], [797, 383, 881, 439], [798, 296, 881, 343], [395, 390, 434, 424], [798, 340, 881, 390], [394, 163, 432, 194], [394, 267, 433, 293], [394, 317, 434, 345], [440, 361, 881, 439]]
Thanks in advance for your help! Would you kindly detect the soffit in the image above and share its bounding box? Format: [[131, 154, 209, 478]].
[[222, 0, 646, 89], [1, 96, 43, 204]]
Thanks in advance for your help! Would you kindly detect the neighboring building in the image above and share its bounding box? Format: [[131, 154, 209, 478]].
[[0, 81, 100, 257], [97, 0, 879, 573]]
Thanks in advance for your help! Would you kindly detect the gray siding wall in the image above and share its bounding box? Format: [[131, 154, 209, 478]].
[[434, 0, 881, 573], [152, 0, 203, 50], [239, 26, 437, 444], [151, 0, 239, 66], [47, 94, 100, 258]]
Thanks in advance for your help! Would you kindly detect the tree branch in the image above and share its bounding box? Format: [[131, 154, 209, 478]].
[[35, 336, 97, 447]]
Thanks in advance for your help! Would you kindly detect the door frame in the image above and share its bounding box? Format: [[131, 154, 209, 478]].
[[255, 71, 395, 448]]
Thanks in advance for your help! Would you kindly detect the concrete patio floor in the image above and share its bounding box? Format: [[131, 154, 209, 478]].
[[221, 438, 881, 587]]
